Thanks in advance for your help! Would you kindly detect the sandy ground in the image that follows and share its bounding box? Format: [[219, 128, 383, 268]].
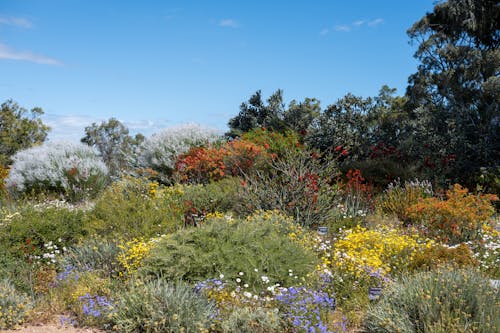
[[0, 316, 104, 333]]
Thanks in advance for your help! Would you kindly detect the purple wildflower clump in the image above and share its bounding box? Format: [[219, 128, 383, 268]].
[[194, 278, 224, 294], [79, 293, 114, 319], [275, 286, 336, 333]]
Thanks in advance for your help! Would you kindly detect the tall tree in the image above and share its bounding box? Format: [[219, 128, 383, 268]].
[[81, 118, 144, 177], [406, 0, 500, 182], [0, 100, 50, 167]]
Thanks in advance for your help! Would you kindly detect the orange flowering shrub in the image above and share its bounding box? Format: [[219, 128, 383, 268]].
[[175, 139, 271, 184], [406, 184, 498, 244]]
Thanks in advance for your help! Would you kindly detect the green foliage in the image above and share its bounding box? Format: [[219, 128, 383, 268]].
[[236, 148, 340, 227], [81, 117, 144, 177], [241, 127, 301, 157], [112, 279, 216, 333], [85, 177, 183, 239], [220, 307, 282, 333], [0, 204, 87, 259], [0, 278, 32, 329], [0, 99, 50, 167], [364, 269, 500, 333], [406, 0, 500, 184], [140, 212, 318, 291], [180, 177, 242, 215]]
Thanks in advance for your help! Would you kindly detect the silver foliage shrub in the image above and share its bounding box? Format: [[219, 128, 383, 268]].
[[6, 141, 108, 201], [136, 124, 221, 179]]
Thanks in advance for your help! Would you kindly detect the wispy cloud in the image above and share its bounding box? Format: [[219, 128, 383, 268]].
[[0, 43, 63, 65], [319, 28, 330, 36], [218, 18, 239, 28], [368, 18, 384, 27], [0, 16, 33, 28], [334, 25, 351, 32], [352, 20, 365, 27]]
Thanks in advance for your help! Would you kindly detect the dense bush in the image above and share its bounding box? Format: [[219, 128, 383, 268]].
[[410, 243, 478, 271], [6, 142, 108, 201], [140, 211, 318, 290], [376, 178, 433, 222], [0, 204, 87, 260], [137, 124, 220, 182], [364, 269, 500, 333], [112, 279, 216, 333], [406, 184, 497, 244], [0, 278, 32, 329], [85, 177, 184, 239]]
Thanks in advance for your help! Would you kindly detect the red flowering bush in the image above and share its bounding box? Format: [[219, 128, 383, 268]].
[[406, 184, 498, 244], [175, 139, 272, 184]]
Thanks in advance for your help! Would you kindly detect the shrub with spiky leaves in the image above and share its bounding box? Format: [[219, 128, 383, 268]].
[[364, 269, 500, 333], [6, 142, 108, 201], [112, 279, 216, 333]]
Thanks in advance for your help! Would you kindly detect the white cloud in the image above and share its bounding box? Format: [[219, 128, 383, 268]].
[[319, 28, 329, 36], [42, 113, 174, 143], [0, 16, 33, 28], [368, 18, 384, 27], [334, 25, 351, 32], [0, 43, 63, 65], [218, 19, 239, 28], [352, 20, 365, 27]]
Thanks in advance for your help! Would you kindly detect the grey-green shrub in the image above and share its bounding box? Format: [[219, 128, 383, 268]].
[[6, 141, 108, 202], [140, 212, 318, 291], [112, 279, 216, 333], [364, 269, 500, 333], [220, 307, 282, 333], [0, 278, 32, 329], [60, 238, 120, 278]]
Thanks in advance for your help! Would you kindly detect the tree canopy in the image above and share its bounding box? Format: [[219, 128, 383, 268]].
[[0, 100, 50, 167]]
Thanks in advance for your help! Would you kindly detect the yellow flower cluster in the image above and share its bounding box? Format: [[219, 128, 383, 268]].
[[117, 238, 154, 276], [332, 226, 432, 278], [0, 281, 30, 329]]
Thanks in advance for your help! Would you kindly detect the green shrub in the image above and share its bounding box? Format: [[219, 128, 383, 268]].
[[0, 204, 87, 259], [0, 278, 32, 329], [220, 307, 282, 333], [140, 212, 318, 291], [85, 177, 184, 239], [112, 279, 216, 333], [180, 177, 242, 216], [364, 269, 500, 333], [410, 243, 478, 272]]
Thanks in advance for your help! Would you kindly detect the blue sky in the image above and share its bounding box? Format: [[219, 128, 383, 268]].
[[0, 0, 435, 141]]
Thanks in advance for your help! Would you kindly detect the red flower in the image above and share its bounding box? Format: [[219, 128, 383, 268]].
[[334, 145, 342, 152], [341, 149, 348, 156]]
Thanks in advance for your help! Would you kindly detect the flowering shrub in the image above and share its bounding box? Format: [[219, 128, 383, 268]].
[[275, 286, 335, 333], [377, 178, 433, 222], [0, 278, 31, 329], [175, 139, 270, 184], [136, 124, 220, 182], [410, 243, 478, 271], [406, 184, 498, 244], [6, 142, 108, 201], [117, 238, 154, 277], [78, 293, 115, 328], [332, 225, 428, 279], [338, 169, 374, 219], [468, 224, 500, 278]]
